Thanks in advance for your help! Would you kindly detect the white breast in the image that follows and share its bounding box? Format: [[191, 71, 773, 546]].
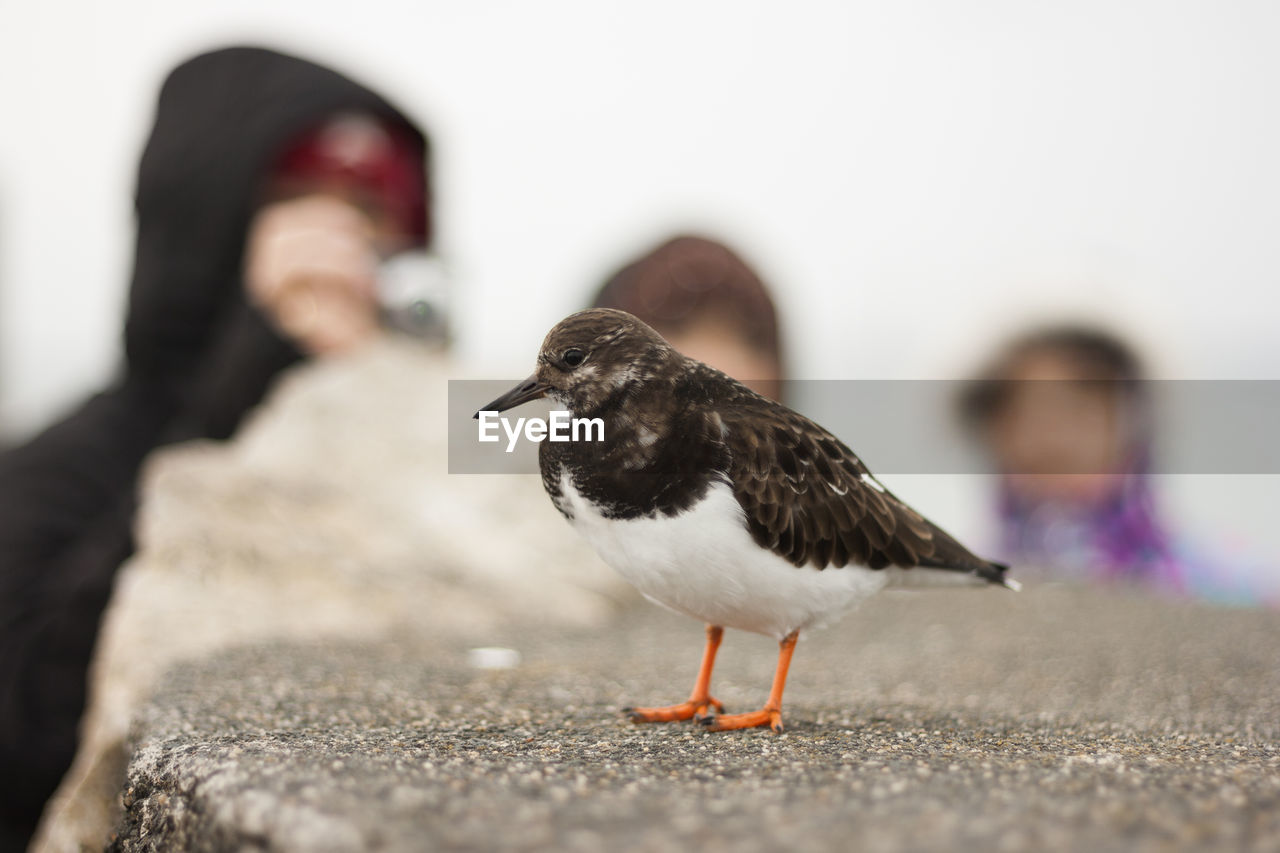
[[555, 470, 889, 640]]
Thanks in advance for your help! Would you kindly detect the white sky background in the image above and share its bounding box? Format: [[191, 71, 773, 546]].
[[3, 0, 1280, 437], [1, 2, 1279, 570]]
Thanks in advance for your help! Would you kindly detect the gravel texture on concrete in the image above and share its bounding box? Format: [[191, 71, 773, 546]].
[[110, 585, 1279, 852]]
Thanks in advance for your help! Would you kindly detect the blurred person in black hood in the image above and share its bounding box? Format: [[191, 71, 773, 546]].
[[0, 45, 431, 848]]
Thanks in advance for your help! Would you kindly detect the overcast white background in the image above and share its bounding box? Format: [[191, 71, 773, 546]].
[[2, 2, 1278, 571]]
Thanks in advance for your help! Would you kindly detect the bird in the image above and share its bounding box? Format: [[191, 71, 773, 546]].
[[475, 308, 1017, 732]]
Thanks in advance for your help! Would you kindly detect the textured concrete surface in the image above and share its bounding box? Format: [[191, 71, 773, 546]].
[[108, 585, 1280, 852]]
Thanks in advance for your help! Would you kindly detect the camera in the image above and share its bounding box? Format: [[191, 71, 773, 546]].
[[376, 250, 450, 343]]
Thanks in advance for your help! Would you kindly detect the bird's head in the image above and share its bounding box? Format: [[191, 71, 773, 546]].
[[474, 308, 676, 418]]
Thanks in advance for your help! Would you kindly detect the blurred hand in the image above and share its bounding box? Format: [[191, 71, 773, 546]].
[[244, 194, 381, 355]]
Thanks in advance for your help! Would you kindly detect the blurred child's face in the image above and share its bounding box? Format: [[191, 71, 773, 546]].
[[985, 348, 1128, 503]]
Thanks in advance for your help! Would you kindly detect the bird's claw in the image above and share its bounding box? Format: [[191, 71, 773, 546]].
[[625, 697, 725, 724], [692, 697, 727, 723], [698, 707, 784, 733]]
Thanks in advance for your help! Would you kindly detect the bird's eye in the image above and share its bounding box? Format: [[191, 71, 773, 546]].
[[562, 348, 587, 368]]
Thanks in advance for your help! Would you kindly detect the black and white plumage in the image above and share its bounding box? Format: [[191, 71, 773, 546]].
[[477, 308, 1016, 731]]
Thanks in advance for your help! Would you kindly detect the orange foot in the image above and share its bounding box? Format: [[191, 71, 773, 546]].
[[699, 707, 783, 733], [625, 697, 725, 724]]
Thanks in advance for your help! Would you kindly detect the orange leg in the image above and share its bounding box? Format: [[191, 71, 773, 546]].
[[626, 625, 727, 723], [701, 631, 798, 733]]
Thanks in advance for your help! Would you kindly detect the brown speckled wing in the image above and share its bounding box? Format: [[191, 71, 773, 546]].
[[713, 394, 1006, 583]]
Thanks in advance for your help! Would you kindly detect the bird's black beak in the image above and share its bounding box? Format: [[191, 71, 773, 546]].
[[473, 374, 548, 418]]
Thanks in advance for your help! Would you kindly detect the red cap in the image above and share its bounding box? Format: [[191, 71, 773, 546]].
[[272, 114, 427, 244]]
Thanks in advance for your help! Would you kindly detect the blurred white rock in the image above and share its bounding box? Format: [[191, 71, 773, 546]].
[[35, 335, 630, 852]]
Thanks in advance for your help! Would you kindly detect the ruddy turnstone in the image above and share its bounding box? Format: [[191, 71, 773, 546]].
[[476, 308, 1017, 732]]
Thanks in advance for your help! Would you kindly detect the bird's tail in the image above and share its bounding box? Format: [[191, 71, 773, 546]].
[[983, 560, 1021, 591]]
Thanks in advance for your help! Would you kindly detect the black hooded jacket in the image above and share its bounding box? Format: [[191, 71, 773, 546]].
[[0, 46, 429, 846]]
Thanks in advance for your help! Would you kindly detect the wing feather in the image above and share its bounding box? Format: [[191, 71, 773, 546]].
[[704, 386, 1008, 585]]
